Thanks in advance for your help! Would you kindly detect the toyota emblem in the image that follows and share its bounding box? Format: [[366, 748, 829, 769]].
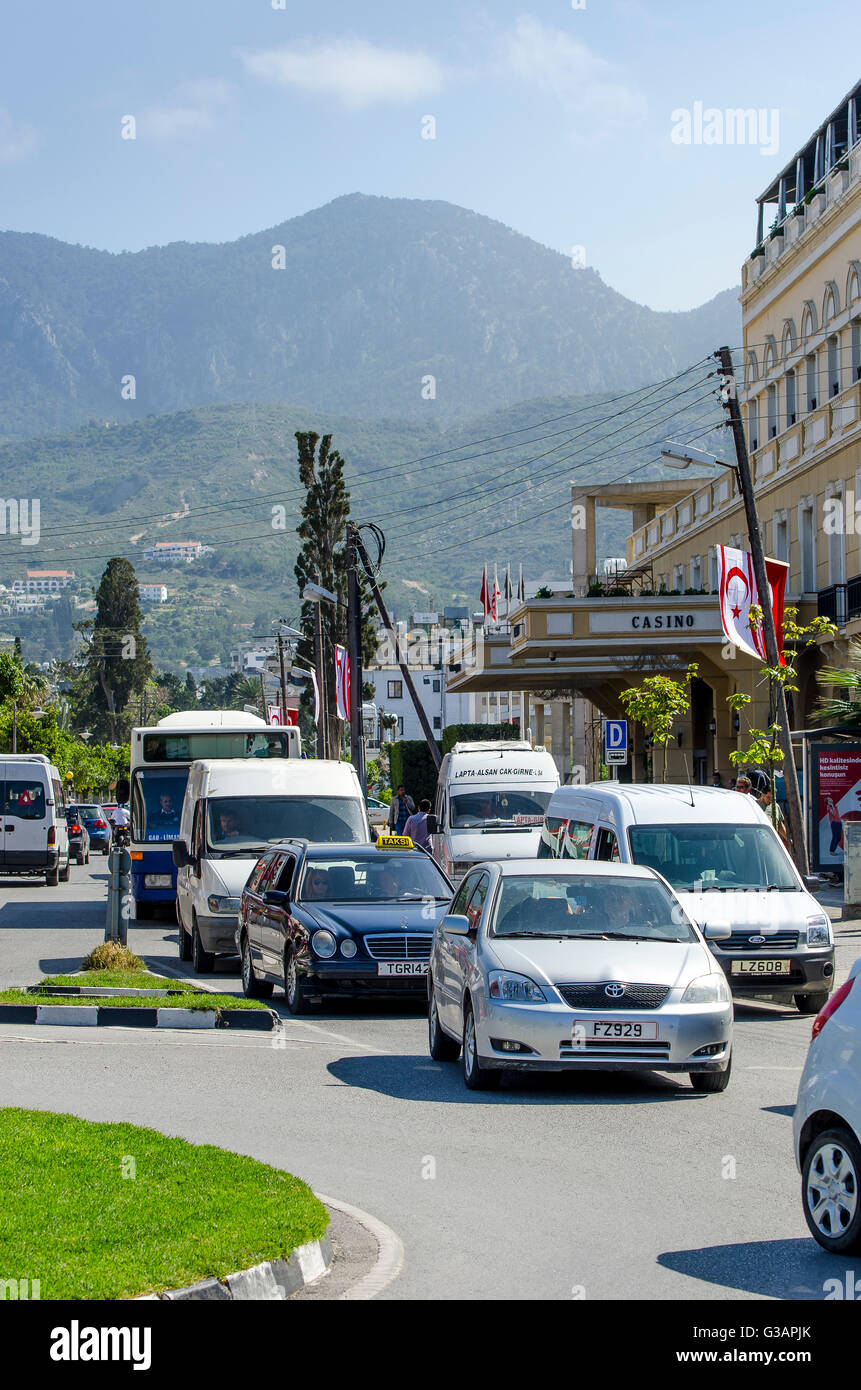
[[605, 983, 625, 998]]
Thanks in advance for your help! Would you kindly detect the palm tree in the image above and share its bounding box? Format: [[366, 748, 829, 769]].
[[815, 639, 861, 726]]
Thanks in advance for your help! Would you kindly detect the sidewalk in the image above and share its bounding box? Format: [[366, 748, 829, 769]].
[[816, 884, 861, 986]]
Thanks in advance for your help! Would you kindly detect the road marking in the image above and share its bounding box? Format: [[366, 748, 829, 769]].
[[289, 1020, 392, 1054], [744, 1065, 804, 1071], [317, 1193, 404, 1300]]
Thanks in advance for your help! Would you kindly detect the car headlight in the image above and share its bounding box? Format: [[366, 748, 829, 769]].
[[340, 938, 357, 958], [311, 929, 337, 959], [806, 913, 832, 947], [488, 970, 547, 1003], [682, 973, 730, 1004], [207, 895, 240, 914]]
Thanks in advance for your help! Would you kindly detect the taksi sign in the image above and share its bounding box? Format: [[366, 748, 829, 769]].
[[604, 720, 628, 765]]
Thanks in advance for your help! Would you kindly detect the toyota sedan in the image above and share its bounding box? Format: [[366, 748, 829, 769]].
[[427, 859, 733, 1091], [237, 838, 454, 1012]]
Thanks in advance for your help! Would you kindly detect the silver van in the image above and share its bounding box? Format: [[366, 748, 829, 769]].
[[539, 783, 835, 1015]]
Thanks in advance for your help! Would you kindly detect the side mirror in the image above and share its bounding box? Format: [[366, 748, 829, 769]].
[[263, 888, 288, 907], [442, 913, 471, 936], [701, 922, 732, 941], [803, 874, 823, 892], [172, 840, 192, 869]]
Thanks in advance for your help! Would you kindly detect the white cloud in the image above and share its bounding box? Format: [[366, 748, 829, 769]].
[[241, 38, 446, 111], [498, 16, 646, 136], [142, 79, 232, 140], [0, 109, 39, 165]]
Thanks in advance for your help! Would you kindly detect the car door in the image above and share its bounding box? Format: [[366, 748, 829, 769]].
[[242, 852, 271, 967], [442, 873, 490, 1037], [260, 853, 292, 975], [177, 799, 202, 930], [436, 873, 476, 1031]]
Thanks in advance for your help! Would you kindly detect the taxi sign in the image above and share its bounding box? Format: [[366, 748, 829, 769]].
[[376, 834, 413, 850]]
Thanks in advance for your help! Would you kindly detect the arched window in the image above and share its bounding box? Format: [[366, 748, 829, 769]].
[[845, 262, 861, 307], [763, 337, 778, 376], [801, 300, 818, 344], [745, 350, 759, 387], [823, 282, 840, 323], [781, 320, 797, 360]]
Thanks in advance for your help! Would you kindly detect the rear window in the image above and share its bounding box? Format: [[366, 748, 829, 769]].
[[5, 780, 46, 820]]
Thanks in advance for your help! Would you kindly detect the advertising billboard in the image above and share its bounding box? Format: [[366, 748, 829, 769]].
[[810, 743, 861, 870]]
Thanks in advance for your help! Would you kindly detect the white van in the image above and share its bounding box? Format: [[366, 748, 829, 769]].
[[539, 782, 835, 1014], [431, 741, 560, 882], [0, 754, 70, 885], [173, 758, 370, 972]]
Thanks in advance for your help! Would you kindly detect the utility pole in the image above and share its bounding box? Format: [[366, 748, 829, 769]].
[[277, 634, 289, 726], [353, 530, 442, 771], [717, 346, 808, 874], [313, 598, 327, 759], [346, 523, 365, 788]]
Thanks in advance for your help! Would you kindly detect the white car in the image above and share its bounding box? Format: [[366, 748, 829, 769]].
[[794, 955, 861, 1253], [367, 796, 389, 831]]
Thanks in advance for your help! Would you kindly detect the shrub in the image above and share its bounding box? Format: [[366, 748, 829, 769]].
[[82, 942, 145, 972], [441, 723, 521, 754], [388, 740, 440, 805]]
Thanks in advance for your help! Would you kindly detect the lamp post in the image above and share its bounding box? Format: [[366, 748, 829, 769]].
[[661, 343, 808, 873], [302, 584, 336, 759]]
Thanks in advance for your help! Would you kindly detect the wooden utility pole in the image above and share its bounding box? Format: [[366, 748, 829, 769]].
[[346, 524, 366, 788], [717, 346, 808, 874], [313, 599, 327, 759], [277, 634, 289, 726]]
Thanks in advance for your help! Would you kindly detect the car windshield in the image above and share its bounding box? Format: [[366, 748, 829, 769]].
[[491, 873, 696, 942], [627, 824, 797, 892], [300, 853, 451, 902], [74, 806, 101, 817], [449, 789, 551, 829], [206, 796, 366, 854], [132, 769, 189, 843]]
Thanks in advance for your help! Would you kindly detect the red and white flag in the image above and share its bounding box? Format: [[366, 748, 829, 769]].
[[718, 545, 787, 663], [267, 704, 284, 725], [334, 645, 351, 721], [480, 565, 491, 619], [491, 564, 501, 622]]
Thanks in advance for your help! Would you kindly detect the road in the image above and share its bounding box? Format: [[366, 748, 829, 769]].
[[1, 865, 858, 1301]]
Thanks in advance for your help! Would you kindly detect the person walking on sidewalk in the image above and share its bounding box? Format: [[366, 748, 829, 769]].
[[403, 799, 433, 849], [388, 785, 416, 835]]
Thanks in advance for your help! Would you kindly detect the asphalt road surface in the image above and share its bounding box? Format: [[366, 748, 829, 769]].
[[1, 865, 858, 1301]]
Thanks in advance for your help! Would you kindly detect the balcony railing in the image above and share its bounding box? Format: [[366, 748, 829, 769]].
[[818, 583, 847, 625], [848, 574, 861, 621]]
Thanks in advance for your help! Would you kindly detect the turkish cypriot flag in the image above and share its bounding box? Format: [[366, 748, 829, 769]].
[[717, 546, 788, 663]]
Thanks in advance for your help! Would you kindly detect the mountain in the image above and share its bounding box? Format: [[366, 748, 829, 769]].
[[0, 195, 740, 440]]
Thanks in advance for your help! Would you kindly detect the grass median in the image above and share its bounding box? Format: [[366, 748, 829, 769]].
[[0, 968, 268, 1011], [0, 1109, 329, 1299]]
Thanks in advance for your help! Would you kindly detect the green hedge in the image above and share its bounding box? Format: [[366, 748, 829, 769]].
[[388, 740, 440, 806], [441, 722, 521, 754]]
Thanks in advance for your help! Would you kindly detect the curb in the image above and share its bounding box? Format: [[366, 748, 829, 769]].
[[0, 1002, 277, 1031], [135, 1236, 333, 1301]]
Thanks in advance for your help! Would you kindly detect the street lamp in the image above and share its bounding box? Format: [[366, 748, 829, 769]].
[[302, 584, 336, 758], [660, 441, 726, 470]]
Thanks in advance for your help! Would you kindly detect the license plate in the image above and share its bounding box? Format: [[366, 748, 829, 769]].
[[731, 959, 791, 975], [377, 962, 428, 977], [573, 1020, 659, 1039], [144, 874, 172, 888]]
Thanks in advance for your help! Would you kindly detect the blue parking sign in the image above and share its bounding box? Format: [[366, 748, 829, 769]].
[[605, 720, 627, 764]]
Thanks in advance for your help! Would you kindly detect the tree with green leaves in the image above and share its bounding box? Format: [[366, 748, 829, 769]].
[[75, 558, 152, 742], [619, 665, 698, 782]]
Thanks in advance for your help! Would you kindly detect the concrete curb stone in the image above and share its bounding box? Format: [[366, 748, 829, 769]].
[[0, 1002, 277, 1030], [136, 1236, 333, 1301]]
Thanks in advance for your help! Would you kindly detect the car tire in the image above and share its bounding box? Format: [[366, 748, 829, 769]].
[[59, 859, 70, 883], [242, 935, 273, 999], [178, 922, 193, 962], [461, 998, 500, 1091], [795, 992, 829, 1015], [690, 1053, 732, 1093], [135, 901, 157, 921], [802, 1126, 861, 1254], [45, 866, 59, 886], [428, 984, 460, 1061], [192, 917, 215, 974], [85, 851, 90, 865], [284, 947, 316, 1015]]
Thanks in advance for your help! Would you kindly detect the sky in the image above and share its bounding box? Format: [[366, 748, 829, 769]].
[[1, 0, 859, 310]]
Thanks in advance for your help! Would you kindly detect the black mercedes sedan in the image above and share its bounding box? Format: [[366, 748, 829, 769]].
[[235, 838, 454, 1013]]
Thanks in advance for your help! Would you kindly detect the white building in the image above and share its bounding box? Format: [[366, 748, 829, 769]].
[[12, 569, 76, 594], [138, 584, 168, 603], [142, 541, 209, 565], [230, 642, 277, 675]]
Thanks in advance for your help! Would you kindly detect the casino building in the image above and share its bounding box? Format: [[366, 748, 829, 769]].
[[448, 80, 861, 785]]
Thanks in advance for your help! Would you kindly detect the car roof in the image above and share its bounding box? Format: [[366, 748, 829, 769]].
[[265, 840, 431, 858], [486, 860, 658, 880], [549, 782, 767, 825]]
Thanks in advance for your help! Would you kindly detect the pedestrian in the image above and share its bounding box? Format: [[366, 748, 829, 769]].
[[388, 784, 416, 835], [712, 772, 723, 788], [735, 774, 753, 795], [759, 788, 788, 846], [403, 798, 433, 848]]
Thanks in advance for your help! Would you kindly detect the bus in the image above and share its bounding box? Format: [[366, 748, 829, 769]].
[[129, 711, 301, 918]]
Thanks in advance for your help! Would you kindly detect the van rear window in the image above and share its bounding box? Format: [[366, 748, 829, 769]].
[[5, 781, 46, 820]]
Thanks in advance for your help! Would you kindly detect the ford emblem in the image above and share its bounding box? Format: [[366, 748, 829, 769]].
[[750, 935, 766, 945]]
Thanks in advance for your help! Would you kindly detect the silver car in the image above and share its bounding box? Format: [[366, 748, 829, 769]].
[[428, 860, 733, 1092]]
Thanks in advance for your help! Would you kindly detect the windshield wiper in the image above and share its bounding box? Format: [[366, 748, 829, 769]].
[[214, 847, 264, 857]]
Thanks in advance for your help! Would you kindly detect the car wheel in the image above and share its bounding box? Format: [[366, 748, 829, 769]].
[[461, 998, 500, 1091], [802, 1126, 861, 1254], [44, 867, 59, 886], [192, 917, 215, 974], [242, 935, 273, 999], [178, 921, 193, 962], [59, 859, 70, 882], [428, 984, 460, 1061], [690, 1053, 732, 1093], [795, 992, 829, 1015], [284, 947, 316, 1015], [85, 851, 90, 865]]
